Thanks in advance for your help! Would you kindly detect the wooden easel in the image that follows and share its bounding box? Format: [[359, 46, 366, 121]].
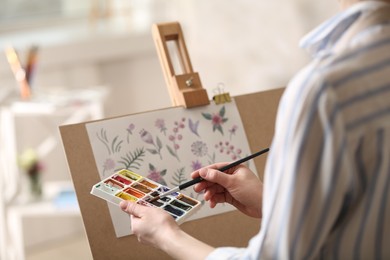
[[59, 21, 285, 259]]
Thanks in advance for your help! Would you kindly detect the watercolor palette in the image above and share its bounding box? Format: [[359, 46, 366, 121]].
[[90, 169, 201, 224]]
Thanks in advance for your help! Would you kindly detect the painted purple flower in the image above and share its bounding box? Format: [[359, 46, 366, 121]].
[[147, 163, 167, 185], [140, 129, 163, 159], [102, 158, 115, 176], [191, 160, 203, 171], [140, 129, 154, 145], [155, 119, 167, 135], [126, 123, 135, 143], [166, 118, 186, 162], [189, 119, 200, 137], [228, 125, 238, 140], [148, 171, 163, 183], [127, 123, 135, 134]]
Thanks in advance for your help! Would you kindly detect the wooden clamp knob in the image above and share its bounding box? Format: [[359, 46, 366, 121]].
[[152, 22, 210, 108]]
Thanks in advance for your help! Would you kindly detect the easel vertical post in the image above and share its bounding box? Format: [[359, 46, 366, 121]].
[[152, 22, 210, 108]]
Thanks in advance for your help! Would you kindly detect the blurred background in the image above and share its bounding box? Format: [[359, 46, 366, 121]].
[[0, 0, 338, 259]]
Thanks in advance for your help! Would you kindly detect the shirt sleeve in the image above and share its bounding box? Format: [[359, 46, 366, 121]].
[[261, 72, 351, 259], [206, 65, 353, 259]]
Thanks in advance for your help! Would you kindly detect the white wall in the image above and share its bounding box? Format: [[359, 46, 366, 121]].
[[0, 1, 340, 255], [0, 0, 339, 116]]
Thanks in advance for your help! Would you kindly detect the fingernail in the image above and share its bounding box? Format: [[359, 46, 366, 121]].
[[119, 201, 128, 209], [199, 168, 208, 178]]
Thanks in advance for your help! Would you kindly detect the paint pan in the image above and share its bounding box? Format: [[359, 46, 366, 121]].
[[116, 192, 137, 202], [177, 194, 198, 206], [118, 169, 142, 181], [149, 199, 164, 207], [96, 184, 117, 195], [140, 179, 158, 188], [164, 204, 185, 217], [158, 186, 179, 196], [104, 179, 123, 190], [170, 199, 192, 211], [112, 175, 132, 185], [123, 187, 144, 198], [132, 183, 152, 194]]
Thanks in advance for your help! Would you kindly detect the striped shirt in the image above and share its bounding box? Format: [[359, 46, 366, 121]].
[[207, 1, 390, 259]]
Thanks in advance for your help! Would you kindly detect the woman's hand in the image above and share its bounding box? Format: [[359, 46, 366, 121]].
[[120, 201, 179, 247], [120, 201, 215, 260], [191, 163, 263, 218]]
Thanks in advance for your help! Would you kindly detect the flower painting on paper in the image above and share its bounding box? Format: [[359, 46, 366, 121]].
[[86, 99, 256, 238], [202, 106, 228, 135]]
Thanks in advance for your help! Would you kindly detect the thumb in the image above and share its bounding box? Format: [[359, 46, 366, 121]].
[[120, 201, 142, 217], [199, 168, 232, 188]]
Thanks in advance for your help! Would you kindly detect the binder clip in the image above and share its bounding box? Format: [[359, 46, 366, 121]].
[[212, 83, 231, 105], [152, 22, 210, 108]]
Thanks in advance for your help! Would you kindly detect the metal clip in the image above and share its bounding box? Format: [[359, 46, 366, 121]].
[[212, 83, 232, 105]]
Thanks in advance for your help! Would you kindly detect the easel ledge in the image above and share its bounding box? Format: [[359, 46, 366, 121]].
[[59, 87, 284, 259]]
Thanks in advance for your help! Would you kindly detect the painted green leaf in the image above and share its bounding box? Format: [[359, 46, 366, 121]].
[[156, 136, 163, 149], [217, 125, 224, 135], [219, 106, 226, 117], [146, 149, 158, 154], [166, 145, 176, 157], [117, 147, 145, 170], [202, 112, 212, 120]]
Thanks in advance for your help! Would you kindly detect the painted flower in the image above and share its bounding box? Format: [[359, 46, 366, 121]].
[[155, 119, 167, 135], [189, 118, 200, 137], [228, 125, 238, 140], [191, 160, 203, 171], [148, 171, 163, 183], [147, 163, 167, 185], [126, 123, 135, 143], [202, 106, 228, 135], [102, 158, 116, 177], [140, 129, 154, 145], [212, 114, 223, 126], [191, 141, 208, 157], [127, 123, 135, 134], [140, 129, 163, 159], [166, 118, 186, 162], [215, 141, 243, 161], [102, 158, 115, 172]]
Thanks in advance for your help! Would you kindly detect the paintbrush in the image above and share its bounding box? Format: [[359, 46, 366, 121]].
[[148, 147, 270, 203]]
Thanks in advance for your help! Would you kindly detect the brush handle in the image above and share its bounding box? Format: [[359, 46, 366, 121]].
[[179, 176, 203, 190], [178, 147, 270, 191]]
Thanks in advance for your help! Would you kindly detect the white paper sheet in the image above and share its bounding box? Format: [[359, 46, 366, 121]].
[[86, 99, 257, 237]]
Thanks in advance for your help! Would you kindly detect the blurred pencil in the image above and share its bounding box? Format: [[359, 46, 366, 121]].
[[25, 45, 38, 87], [5, 46, 31, 100]]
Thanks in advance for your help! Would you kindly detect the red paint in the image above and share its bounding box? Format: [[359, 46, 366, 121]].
[[112, 175, 131, 185]]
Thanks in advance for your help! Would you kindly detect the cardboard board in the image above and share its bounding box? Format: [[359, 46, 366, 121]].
[[59, 87, 284, 259]]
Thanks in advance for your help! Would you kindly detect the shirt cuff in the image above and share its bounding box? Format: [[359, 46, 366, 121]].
[[206, 247, 246, 260]]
